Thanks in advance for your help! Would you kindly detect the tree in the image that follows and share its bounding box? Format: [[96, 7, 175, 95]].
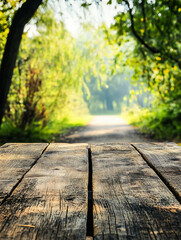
[[111, 0, 181, 138], [113, 0, 181, 67], [0, 0, 42, 125], [5, 10, 94, 130]]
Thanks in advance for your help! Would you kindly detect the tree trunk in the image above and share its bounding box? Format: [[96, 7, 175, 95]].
[[105, 89, 113, 111], [0, 0, 42, 125]]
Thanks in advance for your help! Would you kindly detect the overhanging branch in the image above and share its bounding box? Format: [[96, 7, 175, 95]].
[[123, 0, 160, 54]]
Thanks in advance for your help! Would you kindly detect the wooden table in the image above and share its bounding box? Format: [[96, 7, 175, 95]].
[[0, 142, 180, 239]]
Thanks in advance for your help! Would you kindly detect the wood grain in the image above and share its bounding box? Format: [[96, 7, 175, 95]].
[[91, 143, 181, 239], [133, 142, 181, 202], [0, 143, 48, 204], [0, 143, 88, 240]]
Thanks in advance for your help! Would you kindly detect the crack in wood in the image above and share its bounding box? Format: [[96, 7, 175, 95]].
[[131, 144, 181, 204], [0, 143, 49, 206]]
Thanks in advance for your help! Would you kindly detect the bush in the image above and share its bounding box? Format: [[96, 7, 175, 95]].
[[122, 103, 181, 140]]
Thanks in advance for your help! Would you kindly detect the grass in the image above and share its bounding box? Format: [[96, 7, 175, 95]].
[[121, 105, 181, 142], [0, 114, 92, 145]]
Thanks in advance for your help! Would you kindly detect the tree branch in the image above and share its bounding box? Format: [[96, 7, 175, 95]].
[[123, 0, 160, 54], [141, 0, 147, 36]]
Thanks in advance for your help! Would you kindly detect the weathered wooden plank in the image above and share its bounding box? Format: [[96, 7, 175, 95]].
[[0, 143, 88, 240], [91, 143, 181, 240], [0, 143, 48, 204], [133, 142, 181, 202]]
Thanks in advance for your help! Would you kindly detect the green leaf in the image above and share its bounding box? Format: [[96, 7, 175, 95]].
[[81, 3, 92, 8], [107, 0, 112, 4]]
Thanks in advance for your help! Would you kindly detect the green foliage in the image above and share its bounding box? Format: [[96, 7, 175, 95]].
[[1, 8, 92, 141], [0, 121, 51, 144], [108, 0, 181, 139], [84, 74, 130, 113], [114, 0, 181, 65], [1, 0, 180, 141], [0, 0, 26, 59], [123, 101, 181, 140], [6, 63, 45, 129], [79, 26, 132, 114], [0, 111, 91, 144]]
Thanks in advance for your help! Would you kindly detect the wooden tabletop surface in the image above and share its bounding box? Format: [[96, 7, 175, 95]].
[[0, 142, 180, 239]]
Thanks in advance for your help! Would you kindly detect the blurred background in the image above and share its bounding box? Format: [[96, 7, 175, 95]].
[[0, 0, 180, 143]]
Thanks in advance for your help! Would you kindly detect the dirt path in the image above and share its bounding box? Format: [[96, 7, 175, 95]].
[[58, 115, 152, 143]]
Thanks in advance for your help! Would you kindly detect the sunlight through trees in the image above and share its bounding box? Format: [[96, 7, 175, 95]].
[[0, 0, 180, 142]]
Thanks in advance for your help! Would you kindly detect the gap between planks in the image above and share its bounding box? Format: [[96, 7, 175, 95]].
[[91, 143, 181, 239], [132, 143, 181, 204], [0, 143, 49, 206], [1, 142, 180, 239], [86, 147, 94, 238]]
